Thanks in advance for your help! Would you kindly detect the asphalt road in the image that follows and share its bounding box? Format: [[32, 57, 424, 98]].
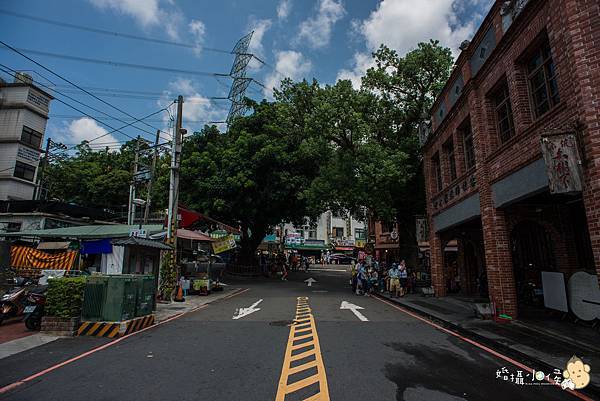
[[0, 268, 579, 401]]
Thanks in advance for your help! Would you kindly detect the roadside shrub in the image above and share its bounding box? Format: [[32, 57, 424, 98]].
[[45, 276, 87, 318]]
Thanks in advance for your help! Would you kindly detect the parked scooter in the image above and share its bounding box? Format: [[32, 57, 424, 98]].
[[0, 276, 34, 325], [23, 287, 47, 331]]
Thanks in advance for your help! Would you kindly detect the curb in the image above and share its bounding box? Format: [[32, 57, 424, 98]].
[[77, 315, 155, 338], [374, 293, 600, 400]]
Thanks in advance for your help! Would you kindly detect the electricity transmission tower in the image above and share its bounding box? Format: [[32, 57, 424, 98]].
[[226, 31, 254, 128]]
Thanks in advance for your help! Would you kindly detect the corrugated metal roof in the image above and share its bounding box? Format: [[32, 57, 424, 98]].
[[112, 237, 173, 250], [2, 224, 165, 239]]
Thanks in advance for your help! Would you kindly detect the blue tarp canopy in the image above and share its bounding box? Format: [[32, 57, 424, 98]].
[[81, 238, 112, 254]]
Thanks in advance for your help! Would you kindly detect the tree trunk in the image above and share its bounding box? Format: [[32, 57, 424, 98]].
[[238, 224, 266, 265]]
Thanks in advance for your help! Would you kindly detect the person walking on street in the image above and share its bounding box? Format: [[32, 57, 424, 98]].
[[399, 260, 408, 297], [388, 263, 400, 298]]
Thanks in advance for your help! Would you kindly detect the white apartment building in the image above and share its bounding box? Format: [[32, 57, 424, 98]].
[[0, 73, 53, 200], [283, 210, 366, 249]]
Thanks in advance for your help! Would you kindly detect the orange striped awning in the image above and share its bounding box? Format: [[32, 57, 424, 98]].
[[10, 246, 77, 270]]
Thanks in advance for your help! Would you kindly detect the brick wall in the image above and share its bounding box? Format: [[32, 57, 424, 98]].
[[423, 0, 600, 315]]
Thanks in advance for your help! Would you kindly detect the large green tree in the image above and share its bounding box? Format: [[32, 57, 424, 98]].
[[178, 93, 327, 263], [304, 40, 453, 262]]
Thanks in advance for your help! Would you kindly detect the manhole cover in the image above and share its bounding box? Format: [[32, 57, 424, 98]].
[[269, 320, 293, 326]]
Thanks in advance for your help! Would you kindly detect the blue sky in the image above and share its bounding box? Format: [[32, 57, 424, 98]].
[[0, 0, 492, 148]]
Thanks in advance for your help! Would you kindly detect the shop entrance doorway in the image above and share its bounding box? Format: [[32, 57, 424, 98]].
[[510, 220, 555, 307]]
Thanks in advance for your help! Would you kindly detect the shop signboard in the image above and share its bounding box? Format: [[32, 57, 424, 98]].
[[285, 233, 304, 246], [212, 234, 236, 254], [541, 133, 583, 194], [416, 217, 428, 242]]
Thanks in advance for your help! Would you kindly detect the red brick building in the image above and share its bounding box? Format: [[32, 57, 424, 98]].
[[422, 0, 599, 318]]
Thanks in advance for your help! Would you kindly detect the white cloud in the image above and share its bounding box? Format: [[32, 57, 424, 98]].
[[90, 0, 161, 26], [359, 0, 475, 57], [336, 52, 374, 89], [246, 18, 272, 71], [277, 0, 292, 21], [297, 0, 345, 49], [89, 0, 183, 40], [337, 0, 483, 88], [159, 78, 227, 132], [188, 19, 206, 57], [264, 50, 312, 97], [64, 118, 120, 148]]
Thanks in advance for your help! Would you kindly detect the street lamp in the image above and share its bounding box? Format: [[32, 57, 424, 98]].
[[132, 198, 147, 229]]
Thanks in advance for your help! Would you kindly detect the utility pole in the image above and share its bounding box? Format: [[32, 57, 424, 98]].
[[34, 138, 52, 201], [127, 136, 140, 225], [167, 96, 183, 241], [143, 130, 160, 225], [161, 96, 183, 300]]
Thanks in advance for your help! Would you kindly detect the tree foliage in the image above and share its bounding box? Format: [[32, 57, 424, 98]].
[[44, 40, 453, 263]]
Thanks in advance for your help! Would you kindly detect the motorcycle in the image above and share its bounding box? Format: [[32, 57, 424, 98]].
[[0, 276, 34, 325], [23, 287, 47, 331]]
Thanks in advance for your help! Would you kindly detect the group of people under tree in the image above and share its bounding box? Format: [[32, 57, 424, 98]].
[[351, 259, 414, 297], [259, 251, 311, 281]]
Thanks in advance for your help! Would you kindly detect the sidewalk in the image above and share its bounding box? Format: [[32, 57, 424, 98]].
[[376, 291, 600, 398]]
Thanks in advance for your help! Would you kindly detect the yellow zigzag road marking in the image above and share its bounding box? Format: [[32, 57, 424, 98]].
[[275, 297, 330, 401]]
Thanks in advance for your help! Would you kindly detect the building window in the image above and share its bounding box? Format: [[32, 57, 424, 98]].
[[527, 41, 559, 118], [443, 139, 457, 181], [332, 227, 344, 238], [3, 222, 22, 232], [308, 229, 317, 239], [13, 161, 36, 182], [432, 153, 442, 192], [21, 126, 43, 149], [492, 81, 515, 143], [460, 122, 475, 170], [380, 220, 395, 234], [355, 228, 366, 240]]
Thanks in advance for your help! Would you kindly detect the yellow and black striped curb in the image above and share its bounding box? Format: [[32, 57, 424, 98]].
[[275, 297, 330, 401], [77, 314, 155, 338]]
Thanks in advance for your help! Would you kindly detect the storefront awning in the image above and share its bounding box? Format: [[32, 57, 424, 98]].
[[112, 237, 173, 250], [11, 246, 77, 270], [335, 246, 354, 251], [37, 241, 71, 250]]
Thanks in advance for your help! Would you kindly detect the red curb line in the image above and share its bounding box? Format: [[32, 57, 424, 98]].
[[0, 287, 250, 395], [373, 295, 593, 401]]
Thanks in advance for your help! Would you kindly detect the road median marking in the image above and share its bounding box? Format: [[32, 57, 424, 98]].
[[275, 297, 330, 401]]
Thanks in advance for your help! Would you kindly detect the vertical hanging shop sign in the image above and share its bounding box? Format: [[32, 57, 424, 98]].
[[541, 133, 583, 194]]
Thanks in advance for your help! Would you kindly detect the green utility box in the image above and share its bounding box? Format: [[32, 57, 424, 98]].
[[81, 275, 110, 321], [103, 275, 137, 322], [135, 275, 156, 317], [81, 274, 154, 322]]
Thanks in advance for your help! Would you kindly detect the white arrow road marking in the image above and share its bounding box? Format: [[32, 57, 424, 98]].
[[232, 299, 263, 320], [305, 278, 317, 287], [340, 300, 369, 322]]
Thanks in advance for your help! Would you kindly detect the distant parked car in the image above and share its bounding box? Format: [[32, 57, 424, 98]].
[[329, 254, 356, 264]]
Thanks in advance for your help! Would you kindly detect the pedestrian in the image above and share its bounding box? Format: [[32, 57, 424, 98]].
[[281, 261, 288, 281], [388, 263, 400, 298], [351, 261, 358, 293], [358, 262, 369, 296], [399, 260, 408, 297]]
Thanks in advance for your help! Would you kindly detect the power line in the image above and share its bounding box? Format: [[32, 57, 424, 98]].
[[0, 40, 173, 138], [0, 64, 172, 146], [0, 9, 235, 55], [2, 47, 232, 78], [0, 63, 169, 142], [49, 114, 224, 124]]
